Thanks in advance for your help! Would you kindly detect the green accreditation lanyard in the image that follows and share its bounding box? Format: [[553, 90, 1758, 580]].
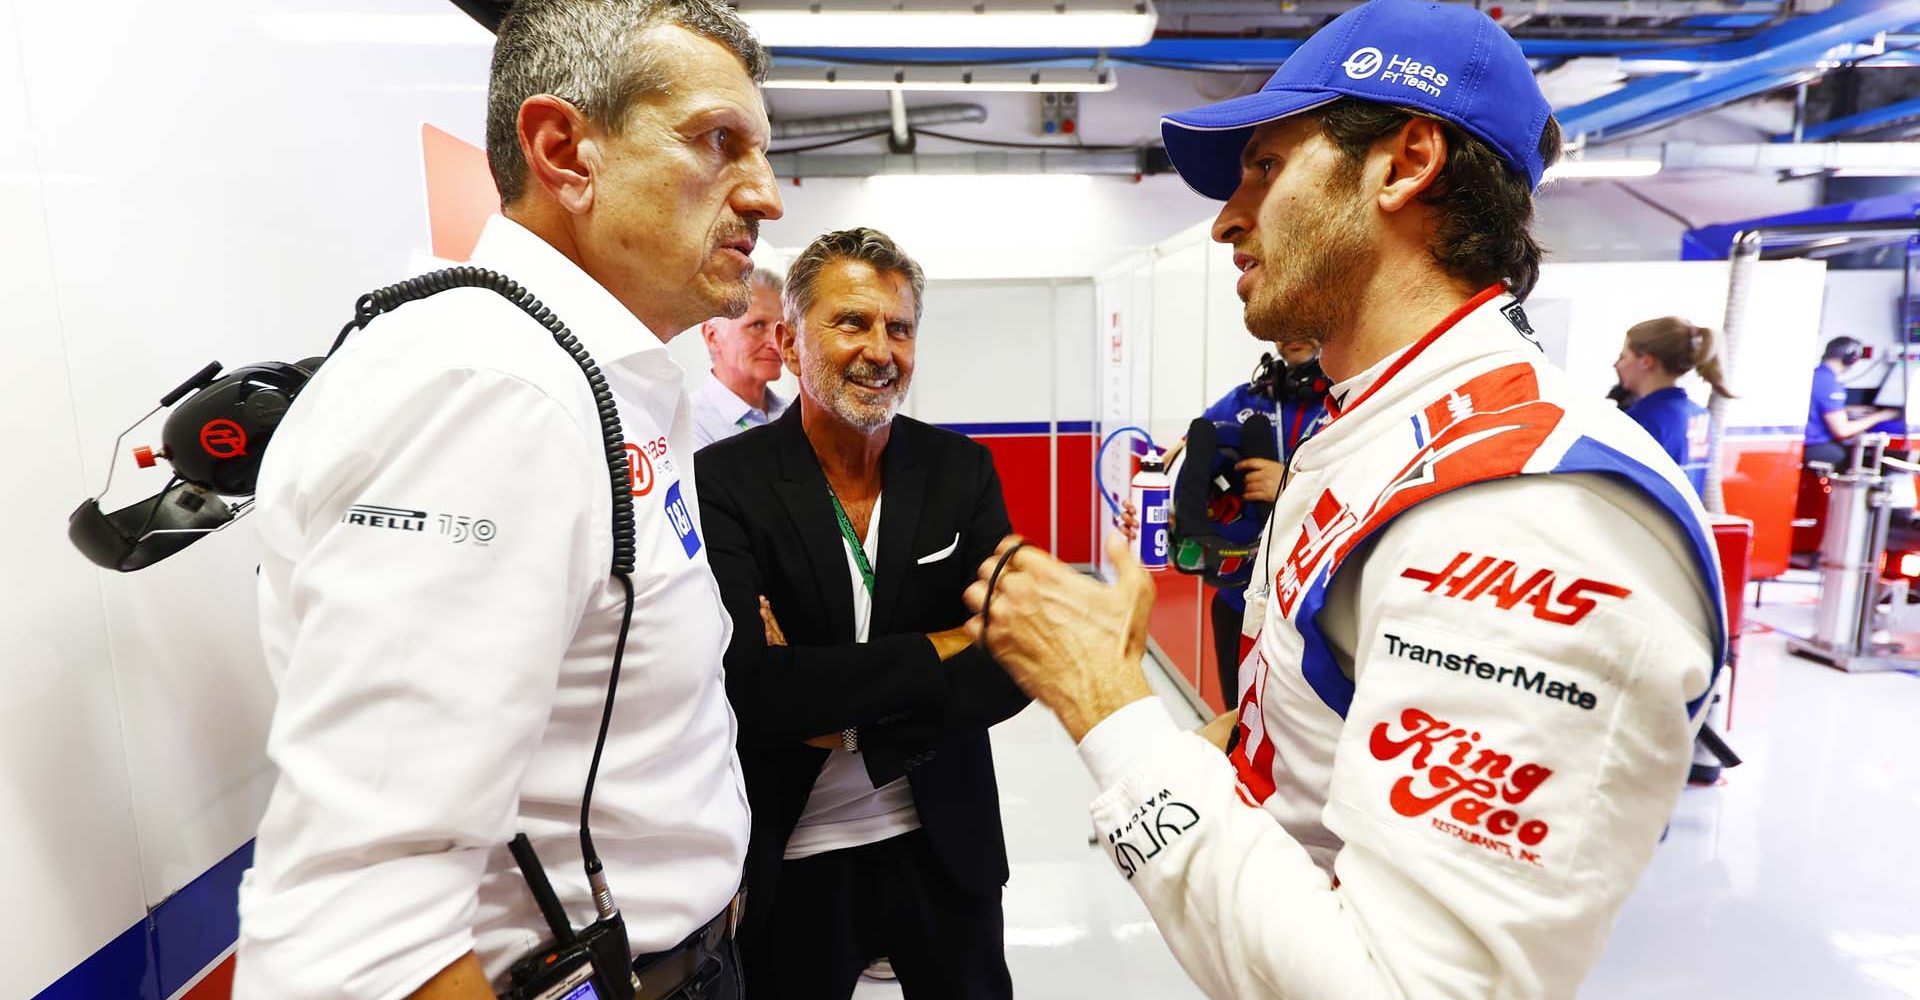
[[827, 489, 875, 595]]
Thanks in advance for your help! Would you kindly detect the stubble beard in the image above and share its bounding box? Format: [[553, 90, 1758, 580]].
[[1243, 182, 1378, 350], [801, 346, 905, 434]]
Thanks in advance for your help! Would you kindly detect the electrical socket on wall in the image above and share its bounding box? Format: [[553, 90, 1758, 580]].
[[1039, 92, 1080, 136]]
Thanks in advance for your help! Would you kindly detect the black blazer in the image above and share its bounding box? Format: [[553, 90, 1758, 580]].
[[695, 407, 1030, 943]]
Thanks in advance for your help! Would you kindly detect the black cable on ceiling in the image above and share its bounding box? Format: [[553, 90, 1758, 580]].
[[768, 126, 1151, 156], [1113, 56, 1281, 73], [770, 128, 892, 155], [912, 127, 1140, 152], [1609, 181, 1697, 229]]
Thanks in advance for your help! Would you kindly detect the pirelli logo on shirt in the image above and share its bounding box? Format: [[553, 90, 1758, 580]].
[[342, 504, 496, 546]]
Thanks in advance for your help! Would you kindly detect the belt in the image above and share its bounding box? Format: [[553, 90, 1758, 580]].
[[630, 892, 744, 1000]]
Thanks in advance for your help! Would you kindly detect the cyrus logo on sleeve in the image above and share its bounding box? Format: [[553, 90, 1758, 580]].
[[1104, 789, 1202, 880]]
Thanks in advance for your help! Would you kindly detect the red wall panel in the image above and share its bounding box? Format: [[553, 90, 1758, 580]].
[[1056, 433, 1096, 564], [974, 435, 1053, 553], [1147, 571, 1205, 694]]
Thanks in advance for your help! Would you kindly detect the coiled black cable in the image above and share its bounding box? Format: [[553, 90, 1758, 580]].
[[330, 265, 637, 574], [328, 264, 639, 901]]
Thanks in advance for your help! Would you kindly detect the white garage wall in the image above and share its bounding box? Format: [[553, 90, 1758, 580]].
[[0, 5, 151, 992], [6, 0, 502, 993]]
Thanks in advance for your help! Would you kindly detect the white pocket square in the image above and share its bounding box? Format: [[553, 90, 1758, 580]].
[[916, 533, 961, 565]]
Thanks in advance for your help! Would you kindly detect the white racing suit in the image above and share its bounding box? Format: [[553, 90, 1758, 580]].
[[1077, 287, 1727, 1000]]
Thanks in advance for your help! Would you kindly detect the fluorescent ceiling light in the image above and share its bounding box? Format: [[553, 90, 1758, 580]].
[[256, 13, 493, 46], [765, 64, 1116, 92], [1543, 158, 1663, 181], [735, 0, 1156, 48]]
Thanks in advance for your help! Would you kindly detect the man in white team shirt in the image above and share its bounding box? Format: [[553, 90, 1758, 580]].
[[691, 267, 792, 449], [236, 1, 780, 997], [962, 1, 1727, 997]]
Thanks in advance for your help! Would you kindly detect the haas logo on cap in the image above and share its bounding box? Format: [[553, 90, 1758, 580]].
[[1343, 46, 1384, 80]]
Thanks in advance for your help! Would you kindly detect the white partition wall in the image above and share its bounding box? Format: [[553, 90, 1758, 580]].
[[0, 7, 152, 994], [7, 1, 498, 995]]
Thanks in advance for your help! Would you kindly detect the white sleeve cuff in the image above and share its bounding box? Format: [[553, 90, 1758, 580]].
[[1076, 696, 1182, 790]]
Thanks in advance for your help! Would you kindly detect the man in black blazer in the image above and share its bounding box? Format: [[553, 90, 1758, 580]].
[[695, 228, 1028, 1000]]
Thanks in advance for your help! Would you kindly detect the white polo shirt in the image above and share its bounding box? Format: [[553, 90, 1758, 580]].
[[690, 371, 789, 449], [236, 215, 750, 1000]]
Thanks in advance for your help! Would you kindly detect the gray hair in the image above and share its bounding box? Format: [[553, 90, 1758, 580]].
[[784, 228, 927, 330], [486, 0, 768, 205], [750, 267, 784, 298]]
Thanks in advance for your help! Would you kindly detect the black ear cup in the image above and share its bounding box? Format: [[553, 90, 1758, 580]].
[[160, 361, 317, 497], [68, 483, 235, 572], [1277, 359, 1330, 403], [1175, 418, 1219, 530], [1239, 413, 1278, 463]]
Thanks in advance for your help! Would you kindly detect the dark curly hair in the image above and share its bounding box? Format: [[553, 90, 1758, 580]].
[[1316, 99, 1563, 301]]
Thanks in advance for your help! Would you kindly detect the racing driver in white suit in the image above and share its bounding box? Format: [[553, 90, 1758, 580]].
[[961, 1, 1726, 998]]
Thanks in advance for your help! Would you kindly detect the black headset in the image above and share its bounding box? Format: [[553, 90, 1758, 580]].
[[68, 269, 636, 576], [1249, 351, 1332, 404], [68, 266, 647, 998], [1825, 336, 1864, 367]]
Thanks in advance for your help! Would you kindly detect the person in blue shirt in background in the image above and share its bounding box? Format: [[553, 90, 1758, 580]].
[[1804, 336, 1903, 468], [1156, 338, 1327, 702], [1613, 317, 1732, 497]]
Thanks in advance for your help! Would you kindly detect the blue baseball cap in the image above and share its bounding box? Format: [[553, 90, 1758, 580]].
[[1161, 0, 1554, 200]]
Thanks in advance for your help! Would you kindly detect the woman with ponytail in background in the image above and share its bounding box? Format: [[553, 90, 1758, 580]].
[[1614, 317, 1734, 497]]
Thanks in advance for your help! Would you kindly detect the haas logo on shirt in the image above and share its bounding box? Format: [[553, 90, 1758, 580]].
[[1401, 552, 1631, 626], [1371, 706, 1554, 865]]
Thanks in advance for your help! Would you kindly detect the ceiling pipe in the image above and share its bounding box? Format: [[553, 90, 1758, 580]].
[[888, 90, 915, 154], [1563, 140, 1920, 174], [767, 149, 1147, 177], [770, 103, 987, 141], [769, 139, 1920, 179]]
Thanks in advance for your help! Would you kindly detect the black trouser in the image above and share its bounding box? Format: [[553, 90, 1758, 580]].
[[1805, 440, 1849, 469], [1212, 588, 1245, 710], [741, 829, 1012, 1000], [635, 915, 744, 1000]]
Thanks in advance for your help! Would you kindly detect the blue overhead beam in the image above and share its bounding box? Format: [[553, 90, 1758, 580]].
[[1681, 191, 1920, 260], [1781, 94, 1920, 141], [1596, 71, 1811, 135], [1612, 0, 1920, 68], [774, 36, 1692, 69], [1558, 0, 1920, 140]]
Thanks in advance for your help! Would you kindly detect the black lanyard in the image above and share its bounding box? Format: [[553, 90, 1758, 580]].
[[827, 488, 875, 594]]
